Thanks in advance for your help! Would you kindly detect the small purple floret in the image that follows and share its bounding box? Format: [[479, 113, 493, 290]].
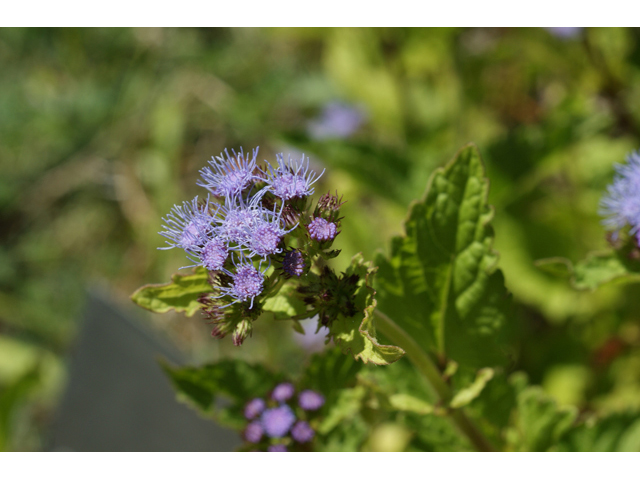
[[267, 444, 288, 452], [261, 405, 296, 438], [282, 249, 305, 277], [232, 264, 264, 303], [249, 220, 284, 257], [307, 217, 337, 241], [200, 237, 227, 271], [244, 398, 266, 420], [244, 421, 264, 443], [271, 383, 295, 403], [298, 390, 325, 411], [291, 421, 315, 443]]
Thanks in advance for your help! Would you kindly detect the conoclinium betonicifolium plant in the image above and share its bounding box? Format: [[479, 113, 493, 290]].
[[135, 145, 640, 452], [132, 146, 404, 363]]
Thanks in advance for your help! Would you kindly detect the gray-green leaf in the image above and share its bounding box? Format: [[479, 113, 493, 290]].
[[131, 267, 212, 316]]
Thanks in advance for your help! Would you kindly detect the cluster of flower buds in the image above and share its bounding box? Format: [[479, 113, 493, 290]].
[[242, 382, 325, 452], [601, 151, 640, 250], [159, 147, 347, 344]]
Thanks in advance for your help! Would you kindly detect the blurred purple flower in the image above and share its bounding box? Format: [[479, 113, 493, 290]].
[[261, 405, 296, 438], [244, 398, 266, 420], [291, 421, 315, 443], [271, 382, 295, 403], [244, 421, 264, 443], [307, 102, 365, 140], [545, 27, 583, 39], [298, 390, 325, 411]]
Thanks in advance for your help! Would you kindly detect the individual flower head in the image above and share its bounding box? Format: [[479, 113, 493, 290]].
[[298, 390, 325, 411], [158, 196, 215, 251], [182, 233, 230, 272], [244, 398, 266, 420], [307, 101, 366, 140], [214, 258, 268, 309], [600, 151, 640, 243], [197, 147, 260, 197], [244, 421, 264, 443], [271, 383, 295, 403], [291, 421, 315, 443], [264, 153, 324, 201], [261, 404, 296, 438], [307, 217, 337, 242], [244, 202, 295, 258]]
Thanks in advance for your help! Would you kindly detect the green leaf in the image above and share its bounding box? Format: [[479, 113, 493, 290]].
[[535, 251, 640, 291], [263, 281, 309, 320], [375, 144, 510, 368], [557, 411, 640, 452], [510, 385, 578, 452], [328, 254, 405, 365], [131, 267, 213, 316], [388, 393, 434, 415], [160, 358, 283, 428], [450, 368, 494, 409]]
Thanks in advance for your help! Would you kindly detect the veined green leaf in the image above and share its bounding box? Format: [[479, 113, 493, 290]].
[[375, 144, 510, 368], [535, 251, 640, 291], [131, 267, 212, 316], [328, 254, 405, 365]]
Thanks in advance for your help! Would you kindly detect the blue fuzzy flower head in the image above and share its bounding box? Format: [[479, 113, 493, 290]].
[[197, 147, 260, 197], [600, 151, 640, 244], [261, 404, 296, 438], [307, 101, 366, 140], [215, 260, 266, 309], [158, 196, 215, 251], [265, 153, 324, 200]]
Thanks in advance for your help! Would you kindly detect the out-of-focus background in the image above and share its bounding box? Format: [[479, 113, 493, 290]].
[[2, 27, 640, 451]]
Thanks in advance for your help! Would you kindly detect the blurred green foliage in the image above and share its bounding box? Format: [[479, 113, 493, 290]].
[[2, 27, 640, 450]]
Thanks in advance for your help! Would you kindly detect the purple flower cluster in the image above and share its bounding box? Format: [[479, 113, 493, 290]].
[[159, 147, 323, 310], [600, 151, 640, 244], [242, 383, 325, 452]]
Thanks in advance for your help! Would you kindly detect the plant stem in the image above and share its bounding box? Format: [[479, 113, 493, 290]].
[[373, 309, 495, 452]]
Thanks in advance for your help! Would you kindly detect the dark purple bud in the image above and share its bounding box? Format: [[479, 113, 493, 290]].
[[298, 390, 325, 411], [291, 421, 315, 443], [271, 382, 295, 402], [282, 249, 305, 277], [307, 217, 337, 242], [244, 421, 264, 443], [261, 405, 296, 438], [267, 444, 288, 452], [244, 398, 266, 420]]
